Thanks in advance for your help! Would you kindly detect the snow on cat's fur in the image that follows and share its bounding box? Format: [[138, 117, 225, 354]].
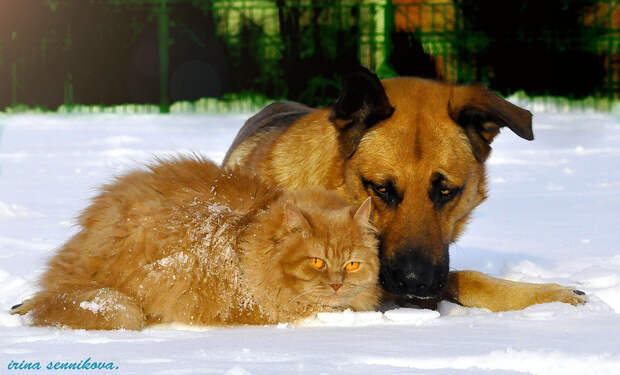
[[12, 157, 380, 329]]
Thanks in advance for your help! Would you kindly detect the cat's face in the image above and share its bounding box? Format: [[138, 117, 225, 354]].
[[276, 197, 380, 310]]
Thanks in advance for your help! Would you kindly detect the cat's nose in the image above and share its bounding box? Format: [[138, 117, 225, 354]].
[[330, 283, 342, 292]]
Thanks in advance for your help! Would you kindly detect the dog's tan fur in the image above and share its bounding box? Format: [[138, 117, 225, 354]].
[[224, 73, 585, 311]]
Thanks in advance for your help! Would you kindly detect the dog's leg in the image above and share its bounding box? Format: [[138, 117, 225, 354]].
[[11, 287, 145, 330], [445, 270, 586, 312]]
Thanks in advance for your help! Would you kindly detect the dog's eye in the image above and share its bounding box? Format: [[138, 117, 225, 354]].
[[373, 184, 392, 200], [362, 179, 401, 208], [431, 184, 461, 207], [438, 187, 458, 201], [430, 173, 463, 208]]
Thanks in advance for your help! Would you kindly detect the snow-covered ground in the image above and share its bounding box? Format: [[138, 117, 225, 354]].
[[0, 111, 619, 374]]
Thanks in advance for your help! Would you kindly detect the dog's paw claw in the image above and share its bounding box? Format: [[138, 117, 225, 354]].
[[542, 286, 587, 307], [561, 288, 586, 306]]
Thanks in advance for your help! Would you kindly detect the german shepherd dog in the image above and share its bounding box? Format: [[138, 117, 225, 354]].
[[223, 67, 585, 311]]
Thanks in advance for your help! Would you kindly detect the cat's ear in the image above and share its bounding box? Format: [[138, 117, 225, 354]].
[[284, 202, 311, 235], [353, 197, 372, 229]]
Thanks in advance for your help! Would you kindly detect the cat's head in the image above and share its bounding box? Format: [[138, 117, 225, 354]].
[[269, 189, 380, 312]]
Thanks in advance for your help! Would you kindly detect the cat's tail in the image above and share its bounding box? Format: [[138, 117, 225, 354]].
[[10, 289, 146, 330]]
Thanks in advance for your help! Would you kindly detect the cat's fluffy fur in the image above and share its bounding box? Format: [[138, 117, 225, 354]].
[[11, 157, 380, 329]]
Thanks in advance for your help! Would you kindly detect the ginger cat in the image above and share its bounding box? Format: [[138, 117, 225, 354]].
[[11, 157, 380, 329]]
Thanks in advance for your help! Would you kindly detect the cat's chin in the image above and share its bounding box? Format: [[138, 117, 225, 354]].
[[319, 295, 352, 309]]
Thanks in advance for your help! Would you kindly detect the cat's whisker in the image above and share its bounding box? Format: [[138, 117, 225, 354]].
[[288, 290, 315, 304], [346, 284, 376, 295], [262, 245, 277, 256]]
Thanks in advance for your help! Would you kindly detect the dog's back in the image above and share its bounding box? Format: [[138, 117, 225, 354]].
[[224, 101, 312, 168]]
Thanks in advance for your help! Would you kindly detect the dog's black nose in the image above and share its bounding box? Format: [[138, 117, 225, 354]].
[[380, 250, 448, 299]]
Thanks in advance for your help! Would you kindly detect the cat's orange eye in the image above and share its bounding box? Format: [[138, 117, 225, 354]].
[[441, 189, 451, 195], [310, 257, 325, 270], [377, 186, 387, 193], [345, 261, 360, 272]]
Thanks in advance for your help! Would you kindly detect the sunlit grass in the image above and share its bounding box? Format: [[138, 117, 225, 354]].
[[1, 93, 273, 115]]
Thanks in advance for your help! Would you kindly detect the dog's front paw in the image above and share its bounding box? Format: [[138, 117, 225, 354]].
[[544, 286, 586, 306]]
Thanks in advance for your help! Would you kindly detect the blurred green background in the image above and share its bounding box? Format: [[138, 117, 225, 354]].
[[1, 0, 619, 113]]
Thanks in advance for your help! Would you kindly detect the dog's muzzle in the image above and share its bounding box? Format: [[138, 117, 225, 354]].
[[379, 249, 449, 299]]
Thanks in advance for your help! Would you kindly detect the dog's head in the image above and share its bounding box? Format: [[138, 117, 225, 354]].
[[329, 67, 533, 299]]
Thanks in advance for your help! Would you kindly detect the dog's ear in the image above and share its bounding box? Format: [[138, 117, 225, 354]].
[[329, 67, 395, 158], [449, 84, 533, 162]]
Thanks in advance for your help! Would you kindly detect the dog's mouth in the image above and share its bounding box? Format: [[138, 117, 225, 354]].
[[380, 278, 442, 300], [404, 294, 437, 300], [379, 262, 447, 300], [377, 241, 450, 300]]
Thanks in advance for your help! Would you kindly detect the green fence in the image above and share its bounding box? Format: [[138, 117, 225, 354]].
[[211, 0, 620, 101], [2, 0, 620, 113], [589, 0, 620, 98]]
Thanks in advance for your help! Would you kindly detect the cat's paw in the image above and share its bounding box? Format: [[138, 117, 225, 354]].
[[9, 300, 30, 315]]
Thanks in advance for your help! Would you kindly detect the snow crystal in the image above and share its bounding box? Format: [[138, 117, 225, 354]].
[[0, 201, 44, 218], [79, 301, 101, 313], [383, 308, 440, 324], [151, 252, 190, 268], [303, 308, 439, 327], [311, 309, 384, 326], [78, 290, 128, 315], [361, 349, 620, 375], [223, 366, 254, 375], [124, 358, 173, 364], [99, 136, 143, 146], [206, 202, 232, 215]]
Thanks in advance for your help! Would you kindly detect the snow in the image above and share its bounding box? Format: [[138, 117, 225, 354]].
[[1, 111, 619, 374], [78, 290, 129, 315], [0, 201, 44, 218], [302, 308, 439, 327]]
